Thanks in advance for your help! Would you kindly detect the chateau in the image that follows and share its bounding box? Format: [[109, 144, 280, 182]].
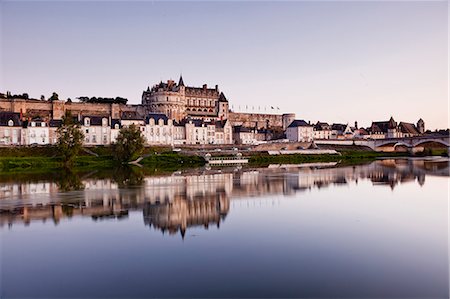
[[0, 76, 427, 146], [142, 76, 229, 122]]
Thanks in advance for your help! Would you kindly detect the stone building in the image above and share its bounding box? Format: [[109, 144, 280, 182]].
[[142, 76, 229, 122]]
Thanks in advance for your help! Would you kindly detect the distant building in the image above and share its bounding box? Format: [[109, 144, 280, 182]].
[[313, 122, 332, 139], [369, 117, 423, 139], [0, 112, 22, 145], [286, 120, 314, 142]]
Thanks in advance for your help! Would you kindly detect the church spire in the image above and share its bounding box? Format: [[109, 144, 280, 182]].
[[178, 75, 185, 87]]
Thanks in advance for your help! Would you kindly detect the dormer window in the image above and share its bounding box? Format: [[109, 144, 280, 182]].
[[31, 122, 36, 127], [84, 118, 90, 126], [41, 122, 46, 127], [114, 124, 119, 130], [7, 120, 13, 127], [102, 118, 108, 127]]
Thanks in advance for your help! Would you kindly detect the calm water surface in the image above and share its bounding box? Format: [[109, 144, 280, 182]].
[[1, 159, 449, 298]]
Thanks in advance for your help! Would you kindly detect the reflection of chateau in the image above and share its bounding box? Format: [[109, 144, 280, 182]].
[[1, 159, 448, 234], [143, 196, 229, 238]]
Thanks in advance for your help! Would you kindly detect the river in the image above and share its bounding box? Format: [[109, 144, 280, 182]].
[[1, 158, 448, 298]]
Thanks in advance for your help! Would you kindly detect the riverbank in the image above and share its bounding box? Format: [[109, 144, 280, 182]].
[[0, 146, 446, 173]]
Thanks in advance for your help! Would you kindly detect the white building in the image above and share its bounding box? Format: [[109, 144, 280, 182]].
[[145, 113, 175, 145], [286, 120, 314, 142], [313, 122, 332, 140], [22, 118, 49, 145], [0, 112, 22, 145], [81, 116, 111, 145]]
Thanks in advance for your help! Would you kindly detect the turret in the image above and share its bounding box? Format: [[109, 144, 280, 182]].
[[417, 118, 425, 134]]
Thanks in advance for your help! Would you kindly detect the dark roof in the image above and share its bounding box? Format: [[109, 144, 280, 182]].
[[0, 112, 21, 126], [219, 92, 228, 102], [178, 75, 184, 87], [49, 119, 63, 127], [82, 116, 107, 126], [121, 112, 144, 120], [111, 119, 121, 129], [288, 120, 311, 128], [314, 121, 331, 130], [233, 126, 254, 133], [371, 117, 397, 133], [398, 122, 419, 135], [331, 123, 347, 131], [146, 113, 169, 125]]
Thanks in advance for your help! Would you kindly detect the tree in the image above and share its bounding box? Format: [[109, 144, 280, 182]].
[[113, 124, 145, 163], [49, 92, 59, 102], [56, 111, 84, 167]]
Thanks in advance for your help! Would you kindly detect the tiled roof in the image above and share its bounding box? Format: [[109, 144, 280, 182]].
[[399, 122, 419, 135]]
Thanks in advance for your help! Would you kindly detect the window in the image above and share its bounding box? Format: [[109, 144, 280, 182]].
[[41, 122, 46, 127], [85, 118, 90, 126], [92, 135, 97, 143], [114, 124, 119, 130], [102, 118, 108, 126], [85, 129, 89, 133]]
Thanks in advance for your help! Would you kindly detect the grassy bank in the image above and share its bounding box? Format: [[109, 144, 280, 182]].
[[0, 146, 204, 173]]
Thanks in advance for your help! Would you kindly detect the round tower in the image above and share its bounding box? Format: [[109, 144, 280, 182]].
[[282, 113, 296, 130]]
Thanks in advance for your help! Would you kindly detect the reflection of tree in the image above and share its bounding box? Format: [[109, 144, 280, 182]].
[[111, 166, 144, 188], [56, 170, 84, 192]]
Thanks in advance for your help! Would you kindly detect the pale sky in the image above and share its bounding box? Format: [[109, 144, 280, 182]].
[[1, 1, 448, 130]]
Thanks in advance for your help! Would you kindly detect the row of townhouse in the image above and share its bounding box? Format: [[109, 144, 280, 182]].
[[0, 111, 235, 146], [285, 117, 425, 142]]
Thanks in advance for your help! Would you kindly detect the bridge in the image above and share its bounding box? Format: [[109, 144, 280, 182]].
[[315, 135, 450, 152]]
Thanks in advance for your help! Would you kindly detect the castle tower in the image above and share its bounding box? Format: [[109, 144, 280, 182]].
[[282, 113, 295, 130], [417, 118, 425, 134], [218, 92, 229, 120]]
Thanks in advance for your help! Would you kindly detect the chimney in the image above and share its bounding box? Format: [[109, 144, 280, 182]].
[[355, 121, 358, 128], [215, 85, 218, 91], [203, 84, 207, 90]]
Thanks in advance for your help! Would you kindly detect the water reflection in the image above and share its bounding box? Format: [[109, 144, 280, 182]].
[[0, 158, 448, 236]]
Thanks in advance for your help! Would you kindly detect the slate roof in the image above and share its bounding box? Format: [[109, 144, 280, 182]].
[[218, 92, 228, 102], [49, 119, 63, 127], [233, 126, 254, 133], [314, 121, 331, 130], [331, 123, 347, 131], [82, 116, 107, 126], [0, 112, 21, 126], [111, 119, 121, 129], [146, 113, 169, 125], [288, 120, 312, 128]]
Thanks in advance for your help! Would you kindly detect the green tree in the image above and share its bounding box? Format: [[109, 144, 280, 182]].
[[56, 111, 84, 167], [113, 124, 145, 163]]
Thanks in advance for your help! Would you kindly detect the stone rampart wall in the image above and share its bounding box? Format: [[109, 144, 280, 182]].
[[228, 112, 283, 128]]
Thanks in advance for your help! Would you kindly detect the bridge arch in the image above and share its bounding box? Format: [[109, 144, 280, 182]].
[[412, 139, 449, 148]]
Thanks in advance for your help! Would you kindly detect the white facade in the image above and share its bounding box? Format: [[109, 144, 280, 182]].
[[286, 120, 314, 142]]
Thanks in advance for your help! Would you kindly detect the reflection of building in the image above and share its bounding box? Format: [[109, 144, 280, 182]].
[[143, 195, 229, 238], [1, 159, 448, 233]]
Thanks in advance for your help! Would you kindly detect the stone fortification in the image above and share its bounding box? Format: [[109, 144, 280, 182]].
[[0, 98, 145, 120]]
